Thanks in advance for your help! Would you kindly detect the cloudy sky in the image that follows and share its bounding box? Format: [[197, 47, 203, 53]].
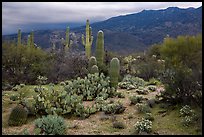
[[2, 2, 202, 35]]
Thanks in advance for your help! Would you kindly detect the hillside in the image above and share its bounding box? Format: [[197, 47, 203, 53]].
[[2, 6, 202, 54]]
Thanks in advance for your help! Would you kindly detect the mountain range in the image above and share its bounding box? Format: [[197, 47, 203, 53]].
[[2, 6, 202, 54]]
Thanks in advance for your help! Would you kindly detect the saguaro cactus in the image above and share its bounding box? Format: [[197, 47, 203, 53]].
[[96, 30, 104, 70], [27, 35, 30, 47], [17, 29, 21, 46], [65, 26, 72, 51], [88, 56, 97, 72], [109, 58, 120, 88], [82, 19, 93, 58], [30, 30, 34, 47]]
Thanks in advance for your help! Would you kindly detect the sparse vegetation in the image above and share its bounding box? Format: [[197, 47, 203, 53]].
[[2, 17, 202, 135]]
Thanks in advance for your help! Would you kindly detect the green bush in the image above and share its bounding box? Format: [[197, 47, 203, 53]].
[[10, 94, 20, 101], [147, 85, 156, 91], [147, 78, 161, 86], [8, 104, 28, 126], [102, 101, 126, 114], [144, 113, 154, 121], [146, 99, 156, 108], [135, 87, 149, 95], [116, 92, 125, 98], [12, 86, 19, 91], [136, 103, 151, 114], [159, 35, 202, 105], [134, 118, 152, 133], [34, 115, 66, 135], [129, 95, 143, 105], [118, 75, 146, 90]]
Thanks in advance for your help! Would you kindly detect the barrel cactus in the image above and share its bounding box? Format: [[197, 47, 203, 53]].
[[90, 65, 99, 74], [109, 58, 120, 88], [8, 104, 28, 126]]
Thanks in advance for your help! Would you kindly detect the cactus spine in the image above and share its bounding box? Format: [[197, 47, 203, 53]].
[[8, 104, 28, 126], [109, 58, 120, 88], [17, 29, 21, 46], [82, 19, 93, 58], [88, 56, 97, 72], [90, 65, 99, 74], [96, 30, 105, 70], [30, 30, 34, 47]]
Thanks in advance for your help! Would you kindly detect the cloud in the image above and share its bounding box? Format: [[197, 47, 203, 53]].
[[2, 2, 202, 35]]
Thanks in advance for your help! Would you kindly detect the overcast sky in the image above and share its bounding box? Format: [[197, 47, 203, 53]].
[[2, 2, 202, 35]]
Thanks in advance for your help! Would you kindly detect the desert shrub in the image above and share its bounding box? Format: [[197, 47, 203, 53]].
[[147, 78, 161, 86], [102, 101, 126, 114], [147, 85, 156, 91], [12, 86, 19, 91], [115, 92, 125, 98], [181, 116, 193, 127], [112, 121, 125, 129], [10, 94, 20, 101], [135, 87, 149, 95], [136, 103, 151, 114], [179, 105, 194, 117], [146, 99, 156, 108], [129, 95, 143, 105], [34, 115, 66, 135], [144, 113, 154, 121], [8, 104, 28, 126], [2, 82, 13, 90], [19, 84, 25, 88], [118, 75, 146, 90], [159, 35, 202, 106], [134, 118, 152, 133]]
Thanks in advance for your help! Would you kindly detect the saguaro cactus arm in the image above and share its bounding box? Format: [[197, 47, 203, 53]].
[[82, 34, 85, 46]]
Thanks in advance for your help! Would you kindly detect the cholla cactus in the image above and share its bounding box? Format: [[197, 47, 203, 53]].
[[82, 19, 93, 58], [17, 28, 21, 46], [96, 30, 104, 69], [109, 58, 120, 88]]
